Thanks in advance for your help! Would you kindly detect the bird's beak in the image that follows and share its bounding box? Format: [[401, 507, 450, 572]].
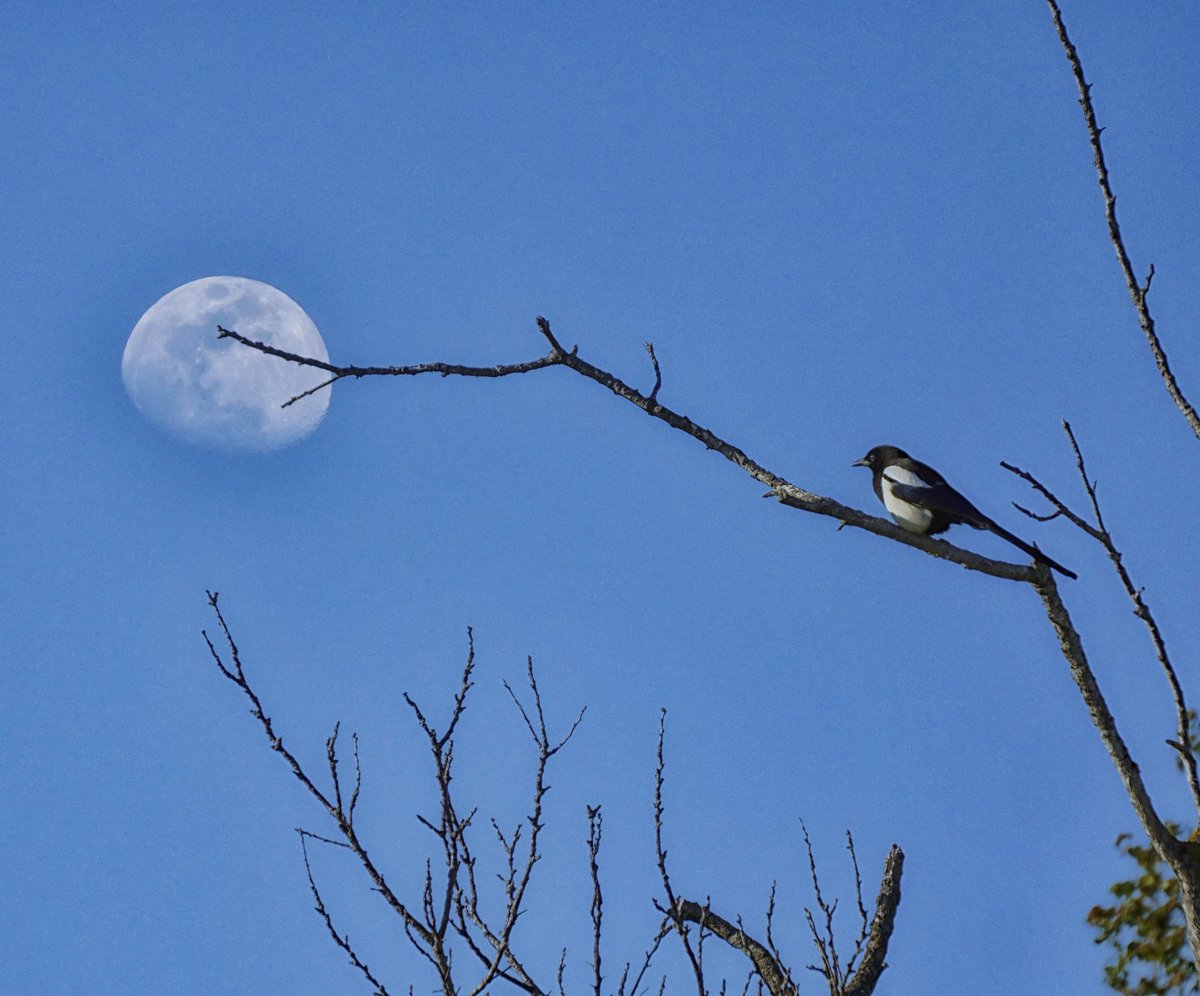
[[851, 457, 869, 468]]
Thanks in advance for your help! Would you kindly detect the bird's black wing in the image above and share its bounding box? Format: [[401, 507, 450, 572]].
[[886, 479, 988, 528]]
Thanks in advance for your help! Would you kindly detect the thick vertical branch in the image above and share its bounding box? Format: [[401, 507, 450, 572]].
[[1036, 570, 1200, 979], [844, 847, 904, 996]]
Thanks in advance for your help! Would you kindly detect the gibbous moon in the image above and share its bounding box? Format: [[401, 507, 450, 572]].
[[122, 276, 332, 451]]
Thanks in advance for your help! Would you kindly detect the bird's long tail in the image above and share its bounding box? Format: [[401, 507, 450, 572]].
[[984, 520, 1077, 580]]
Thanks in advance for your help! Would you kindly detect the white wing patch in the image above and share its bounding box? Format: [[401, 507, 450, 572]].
[[881, 467, 934, 533]]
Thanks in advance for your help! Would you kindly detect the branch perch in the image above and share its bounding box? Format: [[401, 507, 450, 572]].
[[220, 318, 1050, 584]]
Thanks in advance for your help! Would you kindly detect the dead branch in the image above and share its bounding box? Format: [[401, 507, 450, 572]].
[[1035, 573, 1183, 850]]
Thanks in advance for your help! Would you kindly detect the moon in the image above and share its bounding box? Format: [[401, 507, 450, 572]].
[[122, 276, 332, 452]]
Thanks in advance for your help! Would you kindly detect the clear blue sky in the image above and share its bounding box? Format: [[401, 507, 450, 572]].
[[4, 3, 1200, 993]]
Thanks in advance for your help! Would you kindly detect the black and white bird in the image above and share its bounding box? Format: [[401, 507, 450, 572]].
[[852, 445, 1076, 579]]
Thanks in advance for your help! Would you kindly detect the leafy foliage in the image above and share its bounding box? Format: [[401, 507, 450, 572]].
[[1089, 831, 1198, 995]]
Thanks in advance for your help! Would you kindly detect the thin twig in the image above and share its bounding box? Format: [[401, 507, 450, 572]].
[[216, 325, 562, 408], [764, 882, 789, 980], [1045, 0, 1200, 440], [202, 593, 438, 954], [652, 710, 706, 995], [299, 830, 392, 995], [587, 805, 604, 996], [844, 832, 869, 978], [1001, 461, 1100, 539], [800, 822, 838, 987], [621, 916, 673, 996], [644, 342, 663, 405]]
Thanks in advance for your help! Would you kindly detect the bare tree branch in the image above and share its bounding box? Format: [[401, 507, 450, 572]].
[[797, 825, 903, 996], [844, 832, 870, 978], [844, 846, 903, 996], [654, 716, 899, 995], [652, 710, 707, 995], [644, 341, 663, 405], [619, 916, 673, 996], [216, 324, 562, 408], [202, 591, 439, 977], [671, 899, 796, 996], [299, 830, 392, 996], [221, 317, 1050, 584], [1035, 576, 1184, 864], [1059, 424, 1200, 822], [207, 600, 583, 994], [763, 884, 790, 983], [1006, 423, 1200, 825], [587, 805, 604, 996], [1045, 0, 1200, 441], [801, 821, 841, 987]]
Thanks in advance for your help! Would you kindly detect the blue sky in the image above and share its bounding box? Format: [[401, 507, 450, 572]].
[[4, 2, 1200, 993]]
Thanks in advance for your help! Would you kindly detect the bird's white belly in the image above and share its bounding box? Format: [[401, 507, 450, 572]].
[[882, 469, 934, 533]]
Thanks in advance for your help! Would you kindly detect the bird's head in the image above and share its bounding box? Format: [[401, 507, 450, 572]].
[[852, 445, 910, 470]]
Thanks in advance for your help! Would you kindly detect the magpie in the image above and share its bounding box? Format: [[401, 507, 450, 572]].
[[852, 445, 1077, 579]]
